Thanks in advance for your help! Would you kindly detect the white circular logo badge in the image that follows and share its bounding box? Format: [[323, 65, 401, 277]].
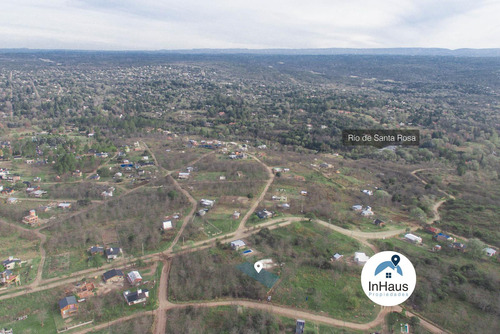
[[361, 251, 416, 306]]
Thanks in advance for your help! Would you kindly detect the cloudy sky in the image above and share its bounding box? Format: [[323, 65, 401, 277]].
[[1, 0, 499, 50]]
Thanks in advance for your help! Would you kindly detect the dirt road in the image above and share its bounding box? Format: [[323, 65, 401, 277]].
[[237, 154, 275, 230]]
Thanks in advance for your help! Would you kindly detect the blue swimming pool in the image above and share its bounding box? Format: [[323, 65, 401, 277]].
[[243, 249, 253, 254]]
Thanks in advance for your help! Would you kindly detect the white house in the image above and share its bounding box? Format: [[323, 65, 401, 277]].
[[200, 199, 215, 207], [405, 233, 422, 244], [362, 189, 373, 196], [361, 207, 374, 216], [230, 240, 246, 250], [127, 271, 143, 285], [483, 248, 497, 257], [162, 221, 173, 230], [352, 205, 363, 211], [354, 252, 370, 265], [58, 202, 72, 209]]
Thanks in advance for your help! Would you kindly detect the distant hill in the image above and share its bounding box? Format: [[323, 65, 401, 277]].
[[160, 48, 500, 57], [1, 48, 500, 57]]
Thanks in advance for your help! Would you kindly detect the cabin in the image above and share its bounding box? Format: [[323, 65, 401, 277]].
[[373, 219, 386, 227], [256, 209, 273, 219], [178, 172, 190, 179], [58, 202, 72, 209], [105, 247, 122, 260], [405, 233, 422, 244], [434, 233, 453, 243], [2, 257, 21, 270], [59, 296, 78, 319], [162, 220, 173, 230], [230, 240, 246, 250], [200, 199, 215, 207], [123, 289, 149, 305], [88, 246, 104, 256], [23, 210, 39, 226], [127, 271, 143, 285], [483, 248, 497, 257], [102, 269, 124, 283], [0, 270, 19, 285], [331, 253, 343, 261], [354, 252, 370, 265]]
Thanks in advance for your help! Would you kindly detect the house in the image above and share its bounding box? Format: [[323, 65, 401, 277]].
[[31, 190, 46, 198], [2, 257, 21, 270], [432, 245, 442, 252], [89, 174, 100, 180], [352, 205, 363, 211], [76, 282, 95, 299], [232, 211, 241, 219], [95, 152, 109, 158], [296, 319, 305, 334], [256, 209, 273, 219], [373, 219, 386, 227], [362, 189, 373, 196], [0, 270, 19, 285], [331, 253, 343, 261], [272, 195, 287, 202], [2, 188, 15, 195], [277, 203, 290, 209], [230, 240, 246, 250], [200, 199, 215, 207], [101, 190, 113, 198], [451, 242, 466, 253], [72, 170, 83, 177], [434, 233, 453, 243], [425, 226, 439, 234], [178, 172, 190, 179], [88, 245, 104, 256], [405, 234, 422, 244], [197, 209, 207, 216], [58, 202, 72, 209], [361, 207, 374, 216], [219, 175, 226, 181], [105, 247, 122, 260], [300, 190, 308, 196], [23, 210, 39, 226], [123, 289, 149, 305], [127, 271, 143, 285], [354, 252, 370, 265], [102, 269, 124, 283], [483, 248, 497, 257], [58, 296, 78, 318], [162, 220, 173, 230]]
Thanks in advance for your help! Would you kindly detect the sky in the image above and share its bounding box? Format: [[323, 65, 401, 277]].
[[1, 0, 499, 50]]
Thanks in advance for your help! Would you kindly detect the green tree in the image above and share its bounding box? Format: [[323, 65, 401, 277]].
[[466, 238, 485, 259]]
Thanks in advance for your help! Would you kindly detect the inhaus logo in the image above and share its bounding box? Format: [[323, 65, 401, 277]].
[[361, 251, 416, 306]]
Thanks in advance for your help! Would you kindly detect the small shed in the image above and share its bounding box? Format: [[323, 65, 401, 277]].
[[354, 252, 370, 264], [483, 248, 497, 257], [162, 221, 173, 230]]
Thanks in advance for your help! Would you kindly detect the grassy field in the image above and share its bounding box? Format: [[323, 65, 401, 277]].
[[373, 233, 500, 334], [89, 315, 153, 333], [165, 305, 364, 334], [0, 262, 162, 333], [247, 221, 378, 322]]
